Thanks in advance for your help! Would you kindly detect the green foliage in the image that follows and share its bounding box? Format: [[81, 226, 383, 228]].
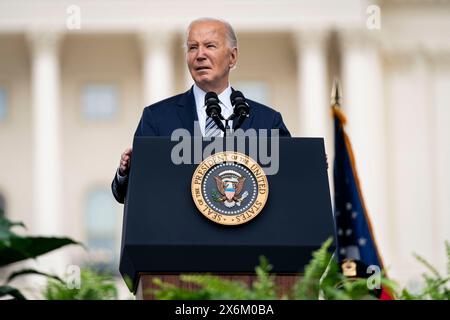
[[0, 215, 80, 299], [159, 275, 249, 300], [0, 285, 26, 300], [153, 256, 277, 300], [292, 237, 334, 299], [400, 240, 450, 300], [152, 238, 400, 300], [321, 276, 380, 300], [211, 189, 222, 202], [43, 268, 118, 300], [250, 256, 278, 299], [153, 240, 336, 300], [291, 238, 394, 300], [152, 238, 390, 300], [0, 236, 81, 267], [7, 268, 64, 283], [0, 215, 80, 267]]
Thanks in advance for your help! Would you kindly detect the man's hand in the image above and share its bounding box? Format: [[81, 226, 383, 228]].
[[119, 147, 132, 176]]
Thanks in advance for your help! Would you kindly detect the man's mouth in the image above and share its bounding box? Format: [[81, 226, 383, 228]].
[[195, 66, 211, 71]]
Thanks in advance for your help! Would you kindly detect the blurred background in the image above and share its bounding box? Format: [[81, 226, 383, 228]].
[[0, 0, 449, 298]]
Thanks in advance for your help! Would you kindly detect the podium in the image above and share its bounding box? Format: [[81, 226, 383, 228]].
[[119, 137, 335, 299]]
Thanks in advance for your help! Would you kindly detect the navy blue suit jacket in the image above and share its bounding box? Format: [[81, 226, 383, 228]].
[[112, 87, 291, 203]]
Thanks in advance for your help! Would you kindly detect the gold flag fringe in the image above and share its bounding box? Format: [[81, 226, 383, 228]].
[[332, 105, 347, 125]]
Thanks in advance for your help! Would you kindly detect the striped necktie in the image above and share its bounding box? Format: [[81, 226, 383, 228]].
[[205, 116, 222, 137]]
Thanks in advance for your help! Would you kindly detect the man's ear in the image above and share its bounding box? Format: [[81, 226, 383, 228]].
[[229, 47, 238, 69]]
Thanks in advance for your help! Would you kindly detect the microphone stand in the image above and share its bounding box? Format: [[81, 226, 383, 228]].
[[212, 111, 248, 137], [223, 113, 238, 138], [221, 112, 249, 137]]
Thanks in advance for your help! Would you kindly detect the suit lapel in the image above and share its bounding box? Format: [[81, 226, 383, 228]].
[[233, 111, 255, 131], [176, 87, 201, 136]]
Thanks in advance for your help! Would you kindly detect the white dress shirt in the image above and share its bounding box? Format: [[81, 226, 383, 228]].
[[193, 83, 234, 137]]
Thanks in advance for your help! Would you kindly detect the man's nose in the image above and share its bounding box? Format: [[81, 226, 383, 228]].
[[196, 46, 206, 60]]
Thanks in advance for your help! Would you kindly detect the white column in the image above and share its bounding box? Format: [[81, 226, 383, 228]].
[[433, 52, 450, 274], [139, 32, 175, 105], [28, 31, 62, 237], [179, 29, 193, 89], [384, 49, 435, 284], [340, 31, 390, 267], [294, 30, 333, 198], [295, 30, 329, 139]]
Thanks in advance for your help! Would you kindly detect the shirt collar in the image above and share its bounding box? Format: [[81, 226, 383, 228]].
[[193, 83, 233, 112]]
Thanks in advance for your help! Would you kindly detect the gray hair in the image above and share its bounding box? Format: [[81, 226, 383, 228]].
[[185, 17, 238, 50]]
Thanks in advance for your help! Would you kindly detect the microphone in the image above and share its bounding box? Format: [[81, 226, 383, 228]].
[[205, 92, 225, 132], [230, 90, 250, 130]]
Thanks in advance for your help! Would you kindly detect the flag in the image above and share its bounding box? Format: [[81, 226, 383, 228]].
[[331, 84, 394, 299]]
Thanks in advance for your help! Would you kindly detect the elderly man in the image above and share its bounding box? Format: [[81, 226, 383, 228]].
[[112, 18, 291, 203]]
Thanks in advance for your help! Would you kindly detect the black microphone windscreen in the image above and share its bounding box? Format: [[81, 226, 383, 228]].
[[230, 90, 245, 105], [205, 91, 222, 118], [205, 91, 219, 104]]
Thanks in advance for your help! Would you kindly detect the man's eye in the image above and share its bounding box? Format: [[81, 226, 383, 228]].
[[207, 44, 216, 48], [189, 46, 197, 51]]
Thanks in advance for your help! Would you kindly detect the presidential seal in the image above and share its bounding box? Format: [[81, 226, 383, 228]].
[[191, 152, 269, 226]]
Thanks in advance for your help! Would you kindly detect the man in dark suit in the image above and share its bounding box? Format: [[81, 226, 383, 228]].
[[112, 17, 291, 203]]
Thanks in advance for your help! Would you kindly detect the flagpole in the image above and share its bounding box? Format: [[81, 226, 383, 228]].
[[331, 78, 341, 108], [331, 78, 347, 126], [331, 78, 388, 273]]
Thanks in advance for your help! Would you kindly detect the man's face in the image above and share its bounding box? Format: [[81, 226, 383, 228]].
[[186, 21, 237, 93]]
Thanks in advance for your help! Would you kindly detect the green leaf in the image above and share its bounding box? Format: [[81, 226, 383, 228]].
[[0, 236, 80, 267], [400, 288, 419, 300], [251, 256, 277, 299], [343, 278, 377, 300], [151, 277, 211, 300], [180, 274, 250, 299], [0, 285, 27, 300], [43, 269, 118, 300], [293, 237, 334, 299], [322, 285, 352, 300], [7, 268, 64, 284], [0, 216, 26, 241], [319, 255, 344, 300], [413, 252, 441, 279], [446, 240, 450, 276]]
